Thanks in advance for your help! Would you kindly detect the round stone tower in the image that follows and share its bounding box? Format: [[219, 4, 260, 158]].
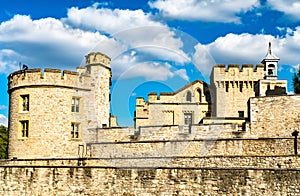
[[85, 52, 111, 128], [7, 52, 111, 159]]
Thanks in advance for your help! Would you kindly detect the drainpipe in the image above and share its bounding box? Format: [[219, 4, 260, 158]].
[[292, 130, 299, 155]]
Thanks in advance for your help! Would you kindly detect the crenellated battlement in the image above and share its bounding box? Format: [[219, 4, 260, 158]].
[[213, 64, 264, 72], [212, 64, 264, 82], [85, 52, 111, 68], [8, 68, 92, 92], [136, 97, 146, 106], [148, 92, 158, 102]]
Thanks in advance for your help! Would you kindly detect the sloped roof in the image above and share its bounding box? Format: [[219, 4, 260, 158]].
[[262, 42, 279, 62], [153, 80, 207, 96]]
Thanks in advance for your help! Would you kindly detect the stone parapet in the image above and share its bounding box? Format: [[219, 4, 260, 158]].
[[1, 154, 300, 168], [87, 138, 297, 163], [0, 159, 300, 195], [248, 95, 300, 137], [8, 68, 91, 92], [85, 52, 111, 68], [213, 64, 264, 75]]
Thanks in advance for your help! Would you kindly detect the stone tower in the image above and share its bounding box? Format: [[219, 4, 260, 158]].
[[7, 52, 112, 159], [211, 42, 287, 118], [85, 52, 112, 128], [210, 64, 264, 118]]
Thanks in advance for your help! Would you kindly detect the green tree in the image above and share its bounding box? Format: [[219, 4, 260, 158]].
[[293, 65, 300, 94], [0, 125, 8, 159]]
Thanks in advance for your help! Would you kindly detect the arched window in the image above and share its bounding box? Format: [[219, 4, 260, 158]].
[[268, 64, 276, 76], [186, 91, 191, 102], [197, 89, 202, 102]]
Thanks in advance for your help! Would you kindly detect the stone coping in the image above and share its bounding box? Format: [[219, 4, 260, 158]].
[[0, 165, 299, 171], [85, 137, 296, 144], [1, 154, 299, 162]]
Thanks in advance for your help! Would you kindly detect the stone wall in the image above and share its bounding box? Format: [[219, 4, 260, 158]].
[[210, 64, 264, 118], [88, 138, 297, 165], [0, 160, 299, 195], [84, 124, 241, 145], [8, 52, 112, 159], [137, 124, 241, 140], [2, 155, 300, 168], [8, 68, 91, 91], [86, 52, 111, 128], [8, 71, 88, 159], [134, 80, 210, 128], [248, 95, 300, 138]]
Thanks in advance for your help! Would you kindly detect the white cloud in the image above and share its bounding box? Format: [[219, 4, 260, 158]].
[[203, 29, 300, 70], [92, 26, 190, 65], [149, 0, 259, 23], [174, 69, 189, 80], [64, 5, 190, 65], [0, 15, 106, 46], [205, 33, 278, 65], [0, 49, 22, 73], [0, 15, 109, 72], [64, 4, 163, 34], [112, 53, 175, 81], [268, 0, 300, 20], [0, 114, 8, 127], [136, 46, 190, 65], [121, 62, 174, 81], [192, 43, 216, 76], [0, 6, 191, 81]]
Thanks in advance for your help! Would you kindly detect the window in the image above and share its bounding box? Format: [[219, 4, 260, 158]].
[[268, 64, 275, 76], [20, 120, 29, 138], [239, 82, 243, 92], [184, 113, 193, 125], [268, 69, 274, 76], [225, 82, 229, 92], [238, 111, 244, 118], [71, 97, 80, 112], [21, 95, 29, 111], [197, 89, 202, 102], [71, 123, 80, 139], [186, 91, 191, 102]]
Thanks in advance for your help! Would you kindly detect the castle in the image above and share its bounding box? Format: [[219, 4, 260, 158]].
[[1, 43, 300, 195], [134, 42, 287, 128]]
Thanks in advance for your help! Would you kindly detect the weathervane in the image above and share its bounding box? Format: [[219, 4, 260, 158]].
[[19, 62, 29, 76]]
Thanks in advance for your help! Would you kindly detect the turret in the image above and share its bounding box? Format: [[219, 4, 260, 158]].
[[85, 52, 111, 69], [261, 42, 279, 80], [85, 52, 112, 128], [7, 52, 114, 159]]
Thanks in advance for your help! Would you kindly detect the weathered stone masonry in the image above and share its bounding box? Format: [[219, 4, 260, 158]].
[[7, 52, 112, 159], [0, 162, 300, 195], [2, 45, 300, 195]]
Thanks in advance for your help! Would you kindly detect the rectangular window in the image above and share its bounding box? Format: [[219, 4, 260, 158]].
[[20, 120, 29, 138], [71, 97, 80, 112], [184, 113, 193, 125], [238, 111, 244, 118], [21, 95, 29, 111], [71, 123, 80, 139]]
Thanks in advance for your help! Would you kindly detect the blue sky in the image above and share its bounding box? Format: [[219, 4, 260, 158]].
[[0, 0, 300, 126]]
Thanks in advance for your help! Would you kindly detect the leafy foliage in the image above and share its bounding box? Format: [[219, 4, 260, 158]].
[[293, 66, 300, 94], [0, 125, 8, 159]]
